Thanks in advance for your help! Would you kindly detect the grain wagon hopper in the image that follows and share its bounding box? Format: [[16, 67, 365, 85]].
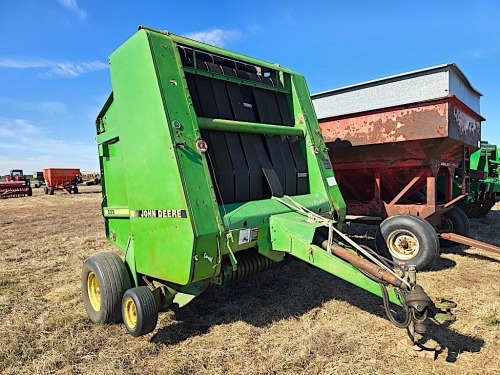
[[43, 168, 81, 195], [0, 169, 32, 198], [312, 64, 500, 270], [82, 27, 455, 351]]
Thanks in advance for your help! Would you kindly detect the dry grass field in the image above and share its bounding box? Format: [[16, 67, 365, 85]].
[[1, 187, 499, 374]]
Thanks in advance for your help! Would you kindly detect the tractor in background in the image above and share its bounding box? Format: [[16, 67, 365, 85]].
[[0, 169, 32, 198]]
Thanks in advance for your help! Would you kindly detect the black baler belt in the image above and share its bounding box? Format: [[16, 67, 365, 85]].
[[278, 138, 298, 196], [185, 74, 204, 117], [289, 140, 309, 194], [221, 66, 236, 77], [253, 88, 283, 125], [206, 63, 234, 120], [276, 93, 294, 126], [239, 85, 257, 122], [224, 132, 250, 202], [239, 134, 264, 200], [193, 75, 219, 118], [211, 80, 234, 120], [207, 131, 235, 204], [263, 136, 286, 196], [252, 88, 273, 124], [265, 90, 284, 125], [226, 83, 255, 122]]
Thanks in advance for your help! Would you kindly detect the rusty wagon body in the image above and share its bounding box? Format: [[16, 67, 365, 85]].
[[311, 64, 499, 270]]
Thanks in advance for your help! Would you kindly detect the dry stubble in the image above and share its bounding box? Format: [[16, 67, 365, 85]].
[[1, 188, 499, 374]]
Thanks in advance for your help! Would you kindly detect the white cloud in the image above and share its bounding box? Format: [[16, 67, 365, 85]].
[[42, 61, 108, 78], [0, 58, 53, 69], [0, 118, 98, 173], [58, 0, 87, 20], [0, 58, 108, 78], [0, 98, 68, 115], [184, 28, 241, 47]]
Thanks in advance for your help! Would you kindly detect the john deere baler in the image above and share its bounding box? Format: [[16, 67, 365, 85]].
[[82, 26, 453, 343]]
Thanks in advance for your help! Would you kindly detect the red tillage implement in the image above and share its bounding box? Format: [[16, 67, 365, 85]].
[[43, 168, 81, 195], [0, 169, 32, 198], [0, 181, 32, 198], [312, 64, 500, 270]]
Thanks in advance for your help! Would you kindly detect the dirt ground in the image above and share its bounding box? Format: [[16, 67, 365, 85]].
[[1, 187, 499, 374]]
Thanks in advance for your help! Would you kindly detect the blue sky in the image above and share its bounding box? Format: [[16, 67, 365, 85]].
[[1, 0, 499, 174]]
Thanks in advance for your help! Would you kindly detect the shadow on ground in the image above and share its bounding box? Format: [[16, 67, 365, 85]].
[[151, 260, 483, 360]]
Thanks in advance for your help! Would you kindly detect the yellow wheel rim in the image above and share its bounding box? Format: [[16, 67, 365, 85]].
[[123, 296, 137, 329], [87, 272, 101, 311]]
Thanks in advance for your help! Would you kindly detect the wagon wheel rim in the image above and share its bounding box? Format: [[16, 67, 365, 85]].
[[386, 229, 420, 260], [123, 297, 138, 329], [435, 216, 453, 233], [87, 272, 101, 311]]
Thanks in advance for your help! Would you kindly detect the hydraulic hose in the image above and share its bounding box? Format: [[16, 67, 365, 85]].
[[380, 283, 412, 328]]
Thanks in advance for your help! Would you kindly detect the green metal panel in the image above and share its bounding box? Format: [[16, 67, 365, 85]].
[[146, 31, 223, 282], [104, 30, 199, 285], [291, 74, 347, 225]]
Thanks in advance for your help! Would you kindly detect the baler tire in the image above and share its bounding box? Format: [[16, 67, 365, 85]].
[[73, 186, 79, 194], [49, 187, 55, 195], [81, 252, 132, 324], [438, 206, 471, 248], [44, 187, 48, 195], [122, 287, 158, 337], [375, 215, 439, 271]]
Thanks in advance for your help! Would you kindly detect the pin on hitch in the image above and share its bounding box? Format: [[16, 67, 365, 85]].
[[398, 269, 457, 359]]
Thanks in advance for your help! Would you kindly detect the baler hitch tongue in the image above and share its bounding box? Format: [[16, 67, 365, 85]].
[[318, 236, 456, 332]]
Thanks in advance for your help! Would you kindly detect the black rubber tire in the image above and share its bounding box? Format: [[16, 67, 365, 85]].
[[44, 187, 48, 195], [437, 206, 471, 247], [73, 186, 79, 194], [122, 286, 158, 337], [81, 252, 131, 324], [49, 187, 55, 195], [375, 214, 440, 271]]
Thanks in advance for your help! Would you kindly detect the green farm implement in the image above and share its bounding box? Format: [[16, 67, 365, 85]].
[[82, 27, 454, 350], [454, 141, 500, 218]]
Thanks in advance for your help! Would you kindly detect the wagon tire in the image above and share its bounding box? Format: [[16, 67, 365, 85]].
[[375, 214, 439, 271], [81, 252, 131, 324], [44, 187, 48, 195], [49, 187, 55, 195], [122, 286, 158, 337], [437, 206, 470, 247], [73, 186, 79, 194]]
